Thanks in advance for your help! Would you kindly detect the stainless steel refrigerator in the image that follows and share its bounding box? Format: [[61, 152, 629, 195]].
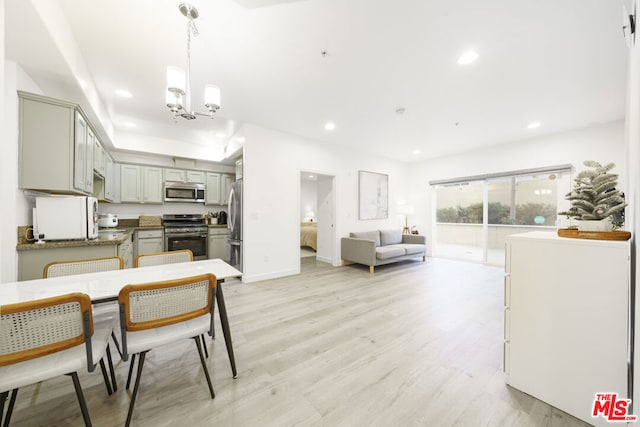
[[227, 179, 242, 272]]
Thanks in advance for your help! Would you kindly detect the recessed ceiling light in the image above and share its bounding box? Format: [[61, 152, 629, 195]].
[[115, 89, 133, 98], [527, 121, 541, 129], [123, 122, 137, 128], [412, 149, 421, 155], [324, 122, 336, 131], [309, 175, 315, 179], [457, 50, 479, 65]]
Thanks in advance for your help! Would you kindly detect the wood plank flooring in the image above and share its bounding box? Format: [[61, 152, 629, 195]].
[[6, 257, 591, 426]]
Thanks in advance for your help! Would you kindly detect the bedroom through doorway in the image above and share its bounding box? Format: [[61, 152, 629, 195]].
[[299, 171, 335, 267]]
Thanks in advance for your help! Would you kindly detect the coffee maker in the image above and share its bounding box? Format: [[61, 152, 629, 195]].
[[217, 211, 227, 224]]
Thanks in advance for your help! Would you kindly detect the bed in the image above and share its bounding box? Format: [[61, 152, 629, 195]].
[[300, 222, 317, 251]]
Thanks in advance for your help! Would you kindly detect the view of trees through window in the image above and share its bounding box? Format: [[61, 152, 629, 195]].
[[433, 171, 571, 265], [436, 201, 557, 225]]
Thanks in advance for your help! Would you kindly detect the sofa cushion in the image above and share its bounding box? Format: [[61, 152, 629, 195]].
[[375, 246, 406, 260], [380, 229, 403, 246], [398, 243, 426, 255], [350, 230, 381, 247]]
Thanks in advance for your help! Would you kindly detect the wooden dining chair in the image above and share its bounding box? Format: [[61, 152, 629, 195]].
[[134, 249, 193, 267], [43, 256, 124, 372], [118, 273, 217, 427], [43, 256, 124, 278], [0, 293, 116, 426]]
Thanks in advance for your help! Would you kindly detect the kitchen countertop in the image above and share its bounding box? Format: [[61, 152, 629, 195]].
[[17, 225, 164, 251], [16, 221, 223, 251]]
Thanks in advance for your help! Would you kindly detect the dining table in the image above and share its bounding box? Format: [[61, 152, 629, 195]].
[[0, 258, 242, 378]]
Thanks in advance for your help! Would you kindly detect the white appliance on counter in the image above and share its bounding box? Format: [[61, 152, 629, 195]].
[[98, 213, 118, 228], [505, 231, 630, 427], [35, 196, 99, 241]]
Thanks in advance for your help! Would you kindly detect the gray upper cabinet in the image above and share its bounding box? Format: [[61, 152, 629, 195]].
[[120, 164, 163, 203], [164, 168, 206, 183], [19, 91, 94, 195]]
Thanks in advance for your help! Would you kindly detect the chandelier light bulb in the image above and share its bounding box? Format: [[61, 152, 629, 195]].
[[204, 84, 221, 110], [166, 66, 186, 94]]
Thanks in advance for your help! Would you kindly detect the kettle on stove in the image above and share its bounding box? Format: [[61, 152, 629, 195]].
[[217, 211, 227, 224]]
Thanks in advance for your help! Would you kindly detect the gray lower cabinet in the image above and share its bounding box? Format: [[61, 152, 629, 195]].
[[18, 236, 134, 281], [134, 229, 164, 259], [208, 228, 229, 261]]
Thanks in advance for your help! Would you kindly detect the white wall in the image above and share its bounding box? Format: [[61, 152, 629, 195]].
[[627, 0, 640, 408], [407, 120, 626, 254], [242, 123, 410, 283]]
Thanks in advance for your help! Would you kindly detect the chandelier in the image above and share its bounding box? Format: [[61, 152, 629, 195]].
[[166, 3, 221, 120]]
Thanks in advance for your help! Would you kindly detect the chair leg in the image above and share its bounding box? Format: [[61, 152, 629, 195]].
[[126, 353, 137, 390], [111, 331, 123, 359], [99, 359, 113, 395], [1, 389, 18, 427], [69, 372, 92, 427], [193, 337, 215, 399], [201, 334, 209, 358], [106, 344, 118, 392], [125, 351, 147, 427]]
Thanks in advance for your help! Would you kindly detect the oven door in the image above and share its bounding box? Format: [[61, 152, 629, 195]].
[[164, 233, 208, 260]]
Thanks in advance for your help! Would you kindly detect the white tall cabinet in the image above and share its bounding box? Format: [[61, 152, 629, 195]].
[[504, 231, 630, 427]]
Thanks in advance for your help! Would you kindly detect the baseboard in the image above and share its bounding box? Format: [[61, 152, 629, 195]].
[[316, 255, 333, 264], [242, 267, 299, 283]]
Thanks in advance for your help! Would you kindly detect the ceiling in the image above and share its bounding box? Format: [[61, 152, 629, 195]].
[[5, 0, 631, 163]]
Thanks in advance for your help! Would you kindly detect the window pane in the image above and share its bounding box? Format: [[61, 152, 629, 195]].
[[435, 181, 484, 262]]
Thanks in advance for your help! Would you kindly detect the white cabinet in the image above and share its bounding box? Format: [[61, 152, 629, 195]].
[[505, 231, 629, 427], [142, 167, 163, 203], [187, 170, 205, 183], [221, 174, 233, 205], [205, 173, 234, 205], [120, 164, 142, 202], [104, 156, 116, 201], [94, 139, 107, 178], [208, 228, 229, 261], [164, 168, 186, 182], [165, 168, 206, 183], [118, 233, 134, 269], [18, 91, 93, 195], [135, 229, 164, 258], [205, 173, 222, 205], [120, 164, 162, 204]]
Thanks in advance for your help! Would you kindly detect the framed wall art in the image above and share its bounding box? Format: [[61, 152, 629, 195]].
[[358, 170, 388, 220]]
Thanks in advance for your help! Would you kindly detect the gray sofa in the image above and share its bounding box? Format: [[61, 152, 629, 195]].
[[341, 229, 427, 273]]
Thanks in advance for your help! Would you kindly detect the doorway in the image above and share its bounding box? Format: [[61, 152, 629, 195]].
[[299, 171, 336, 267]]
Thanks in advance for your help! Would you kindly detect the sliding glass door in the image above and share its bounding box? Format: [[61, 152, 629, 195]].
[[433, 168, 571, 266]]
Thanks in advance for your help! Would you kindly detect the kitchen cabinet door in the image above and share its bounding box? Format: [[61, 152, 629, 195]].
[[73, 111, 88, 193], [187, 170, 205, 183], [120, 164, 142, 202], [94, 139, 106, 178], [143, 167, 163, 203], [164, 168, 186, 182], [85, 127, 95, 194], [208, 233, 229, 261], [104, 156, 116, 201], [205, 173, 221, 205], [221, 174, 233, 205]]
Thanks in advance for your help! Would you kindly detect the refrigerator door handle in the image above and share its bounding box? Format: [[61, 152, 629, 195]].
[[228, 188, 235, 232]]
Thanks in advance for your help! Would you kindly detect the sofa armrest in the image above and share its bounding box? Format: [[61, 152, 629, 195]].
[[341, 237, 376, 266], [402, 234, 426, 245]]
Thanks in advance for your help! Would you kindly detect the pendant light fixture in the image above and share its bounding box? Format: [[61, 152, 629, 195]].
[[166, 3, 221, 120]]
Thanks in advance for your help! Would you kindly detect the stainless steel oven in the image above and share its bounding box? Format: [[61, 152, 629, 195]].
[[163, 214, 208, 260]]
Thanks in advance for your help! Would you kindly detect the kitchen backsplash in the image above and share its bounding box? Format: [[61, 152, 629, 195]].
[[98, 202, 227, 219]]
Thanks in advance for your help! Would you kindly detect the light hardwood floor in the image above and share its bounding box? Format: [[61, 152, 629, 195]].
[[7, 257, 591, 426]]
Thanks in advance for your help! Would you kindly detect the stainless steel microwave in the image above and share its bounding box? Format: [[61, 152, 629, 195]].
[[164, 181, 206, 203]]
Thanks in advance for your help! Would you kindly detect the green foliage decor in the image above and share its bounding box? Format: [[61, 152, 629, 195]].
[[558, 160, 626, 223]]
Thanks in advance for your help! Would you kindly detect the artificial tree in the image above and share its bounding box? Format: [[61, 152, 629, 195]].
[[558, 160, 627, 228]]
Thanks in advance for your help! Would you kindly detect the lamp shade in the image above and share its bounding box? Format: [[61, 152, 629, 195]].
[[397, 205, 415, 215], [204, 84, 221, 108], [167, 66, 186, 93]]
